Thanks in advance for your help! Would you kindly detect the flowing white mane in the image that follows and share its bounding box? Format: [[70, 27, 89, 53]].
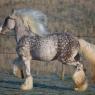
[[12, 8, 48, 36]]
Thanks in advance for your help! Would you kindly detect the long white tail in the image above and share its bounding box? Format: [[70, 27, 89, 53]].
[[79, 39, 95, 83]]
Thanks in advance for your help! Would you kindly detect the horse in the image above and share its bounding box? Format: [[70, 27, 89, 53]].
[[0, 10, 89, 92], [1, 8, 88, 91]]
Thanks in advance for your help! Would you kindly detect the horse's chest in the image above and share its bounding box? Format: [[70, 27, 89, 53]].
[[31, 38, 58, 61]]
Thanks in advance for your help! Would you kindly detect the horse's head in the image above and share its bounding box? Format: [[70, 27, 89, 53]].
[[0, 16, 16, 34]]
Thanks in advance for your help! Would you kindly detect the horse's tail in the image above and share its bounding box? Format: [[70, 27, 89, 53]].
[[79, 39, 95, 83]]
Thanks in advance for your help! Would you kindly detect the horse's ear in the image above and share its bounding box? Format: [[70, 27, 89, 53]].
[[9, 8, 16, 19], [11, 8, 16, 14]]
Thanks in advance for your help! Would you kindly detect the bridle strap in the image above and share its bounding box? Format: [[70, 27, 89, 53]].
[[5, 16, 16, 30], [9, 16, 16, 21]]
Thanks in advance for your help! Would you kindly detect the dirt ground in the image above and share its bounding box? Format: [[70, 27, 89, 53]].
[[0, 72, 95, 95]]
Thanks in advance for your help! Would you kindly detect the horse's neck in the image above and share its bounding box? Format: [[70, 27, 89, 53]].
[[14, 17, 49, 43], [15, 19, 29, 42], [15, 26, 29, 42]]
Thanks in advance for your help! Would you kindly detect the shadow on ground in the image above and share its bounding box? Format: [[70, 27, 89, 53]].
[[0, 73, 95, 95]]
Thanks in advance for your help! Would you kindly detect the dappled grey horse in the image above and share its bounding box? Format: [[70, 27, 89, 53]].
[[0, 9, 88, 91]]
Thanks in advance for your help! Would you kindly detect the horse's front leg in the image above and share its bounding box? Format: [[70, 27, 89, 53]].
[[13, 57, 25, 79], [19, 46, 33, 91]]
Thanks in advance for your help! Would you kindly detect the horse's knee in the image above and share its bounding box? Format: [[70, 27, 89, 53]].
[[21, 54, 31, 77], [72, 63, 88, 91]]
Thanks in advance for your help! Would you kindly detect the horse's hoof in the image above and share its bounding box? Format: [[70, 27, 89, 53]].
[[20, 84, 32, 91], [73, 69, 88, 91], [20, 76, 33, 91], [74, 80, 88, 92]]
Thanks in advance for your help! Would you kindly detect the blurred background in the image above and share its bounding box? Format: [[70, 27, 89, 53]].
[[0, 0, 95, 77]]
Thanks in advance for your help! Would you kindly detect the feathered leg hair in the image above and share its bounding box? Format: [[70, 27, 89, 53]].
[[79, 39, 95, 83], [73, 62, 88, 91]]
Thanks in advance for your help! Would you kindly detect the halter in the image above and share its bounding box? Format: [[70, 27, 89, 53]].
[[2, 16, 16, 33]]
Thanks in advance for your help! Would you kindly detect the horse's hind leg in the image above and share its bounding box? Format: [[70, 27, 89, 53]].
[[68, 51, 88, 91], [59, 49, 88, 91], [60, 49, 79, 80], [18, 46, 33, 91], [60, 63, 66, 80], [72, 61, 88, 91]]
